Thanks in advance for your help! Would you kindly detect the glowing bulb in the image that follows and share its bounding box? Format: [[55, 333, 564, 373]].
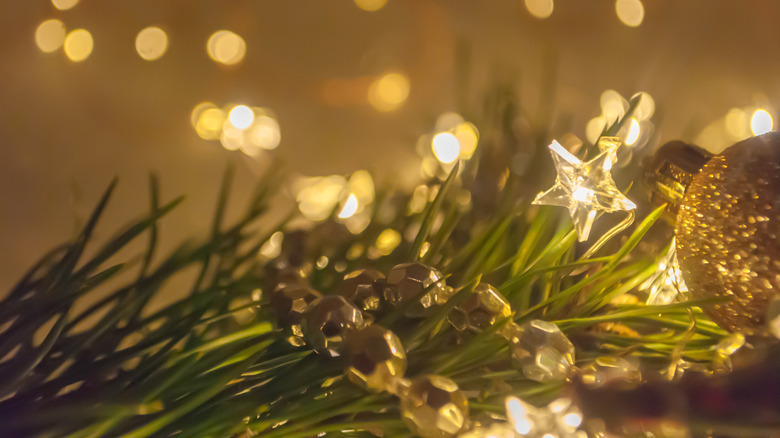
[[367, 72, 410, 112], [626, 118, 640, 145], [354, 0, 387, 11], [572, 187, 594, 202], [454, 122, 479, 159], [52, 0, 79, 10], [375, 229, 401, 255], [506, 398, 532, 435], [63, 29, 93, 62], [35, 19, 66, 53], [207, 30, 246, 65], [616, 0, 644, 27], [563, 412, 583, 428], [229, 105, 254, 129], [195, 107, 226, 140], [135, 26, 168, 61], [249, 116, 281, 150], [525, 0, 554, 19], [432, 133, 460, 164], [751, 109, 773, 135], [338, 194, 359, 219]]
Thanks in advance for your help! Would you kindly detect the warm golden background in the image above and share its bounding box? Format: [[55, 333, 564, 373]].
[[2, 0, 778, 291]]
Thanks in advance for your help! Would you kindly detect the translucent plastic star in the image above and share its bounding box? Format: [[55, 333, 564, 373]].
[[533, 140, 635, 241], [641, 238, 688, 305]]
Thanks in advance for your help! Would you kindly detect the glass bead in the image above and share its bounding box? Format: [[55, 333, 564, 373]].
[[303, 295, 364, 356], [342, 324, 407, 393], [263, 261, 307, 294], [448, 283, 511, 332], [456, 422, 516, 438], [338, 269, 386, 312], [580, 356, 641, 387], [384, 262, 446, 317], [510, 320, 575, 382], [269, 285, 321, 345], [400, 375, 469, 438]]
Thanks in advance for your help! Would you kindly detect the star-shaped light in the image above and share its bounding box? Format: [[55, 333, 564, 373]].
[[533, 138, 635, 241]]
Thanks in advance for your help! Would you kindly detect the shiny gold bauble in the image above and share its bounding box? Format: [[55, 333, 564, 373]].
[[676, 132, 780, 334]]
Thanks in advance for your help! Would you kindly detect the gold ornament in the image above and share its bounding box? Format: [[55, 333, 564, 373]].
[[384, 262, 446, 317], [448, 283, 511, 332], [342, 324, 407, 393], [400, 375, 469, 438], [302, 295, 364, 356], [675, 132, 780, 334], [338, 269, 386, 312]]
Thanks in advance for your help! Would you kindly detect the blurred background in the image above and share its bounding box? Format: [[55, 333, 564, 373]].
[[2, 0, 779, 291]]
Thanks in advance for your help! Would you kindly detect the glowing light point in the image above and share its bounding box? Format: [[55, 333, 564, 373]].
[[229, 105, 254, 130], [751, 109, 773, 135], [35, 19, 66, 53], [432, 132, 460, 164], [135, 26, 168, 61], [626, 118, 640, 145], [525, 0, 554, 19], [207, 30, 246, 65], [338, 194, 359, 219], [354, 0, 387, 11], [368, 72, 410, 112], [63, 29, 93, 62], [616, 0, 644, 27], [52, 0, 79, 10]]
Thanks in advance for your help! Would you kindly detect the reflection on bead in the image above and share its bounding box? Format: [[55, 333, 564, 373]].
[[269, 285, 321, 345], [343, 325, 407, 393], [384, 262, 446, 317], [448, 283, 511, 332], [580, 356, 641, 387], [400, 375, 469, 438], [339, 269, 386, 312], [303, 295, 364, 356], [510, 320, 575, 382]]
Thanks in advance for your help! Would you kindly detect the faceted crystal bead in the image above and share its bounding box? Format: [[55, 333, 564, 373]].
[[303, 295, 364, 356], [269, 285, 321, 345], [580, 356, 641, 387], [456, 422, 516, 438], [338, 269, 386, 312], [448, 283, 511, 332], [509, 320, 575, 382], [263, 261, 307, 294], [400, 375, 469, 438], [342, 324, 407, 393], [384, 262, 446, 317]]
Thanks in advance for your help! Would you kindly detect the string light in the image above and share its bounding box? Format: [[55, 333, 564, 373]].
[[207, 30, 246, 65], [51, 0, 79, 11], [135, 26, 168, 61], [525, 0, 554, 19], [616, 0, 644, 27], [751, 109, 773, 135], [228, 105, 255, 130], [63, 29, 94, 62], [431, 133, 460, 164], [368, 72, 410, 112], [625, 118, 640, 145], [35, 19, 66, 53]]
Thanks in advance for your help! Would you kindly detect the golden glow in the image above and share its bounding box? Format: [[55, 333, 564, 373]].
[[195, 107, 226, 140], [259, 231, 283, 259], [525, 0, 554, 19], [368, 72, 410, 112], [432, 132, 460, 164], [191, 102, 216, 128], [135, 26, 168, 61], [626, 118, 640, 145], [454, 122, 479, 159], [354, 0, 387, 11], [616, 0, 644, 27], [725, 107, 749, 140], [52, 0, 79, 10], [338, 194, 359, 219], [296, 175, 347, 221], [207, 30, 246, 65], [563, 412, 583, 428], [572, 187, 594, 202], [751, 109, 773, 135], [220, 125, 245, 151], [375, 229, 401, 256], [63, 29, 93, 62], [249, 116, 281, 150], [585, 116, 606, 144], [634, 91, 655, 120], [35, 19, 66, 53], [229, 105, 255, 130], [600, 89, 626, 121], [506, 397, 532, 435]]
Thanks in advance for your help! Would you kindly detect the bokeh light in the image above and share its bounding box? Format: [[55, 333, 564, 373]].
[[600, 89, 627, 122], [751, 109, 773, 135], [633, 91, 655, 120], [135, 26, 168, 61], [228, 105, 255, 130], [375, 229, 401, 256], [354, 0, 387, 11], [194, 106, 226, 140], [296, 175, 347, 221], [616, 0, 644, 27], [454, 122, 479, 159], [625, 118, 640, 145], [368, 72, 410, 112], [249, 116, 281, 151], [207, 30, 246, 65], [338, 194, 359, 219], [51, 0, 79, 11], [63, 29, 94, 62], [35, 19, 66, 53], [432, 133, 460, 164], [525, 0, 554, 19]]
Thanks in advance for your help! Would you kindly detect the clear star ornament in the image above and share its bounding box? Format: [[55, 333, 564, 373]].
[[641, 238, 688, 305], [533, 138, 636, 241]]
